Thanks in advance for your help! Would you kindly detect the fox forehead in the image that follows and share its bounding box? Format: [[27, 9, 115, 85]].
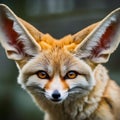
[[38, 34, 79, 52], [37, 34, 74, 65], [22, 39, 90, 77], [17, 33, 79, 68], [25, 45, 76, 74]]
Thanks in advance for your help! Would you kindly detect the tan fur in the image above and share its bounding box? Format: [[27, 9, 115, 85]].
[[0, 4, 120, 120]]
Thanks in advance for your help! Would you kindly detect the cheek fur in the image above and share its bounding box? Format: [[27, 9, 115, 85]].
[[61, 80, 70, 90], [65, 76, 87, 88], [44, 80, 51, 89], [25, 75, 48, 89], [66, 74, 95, 91]]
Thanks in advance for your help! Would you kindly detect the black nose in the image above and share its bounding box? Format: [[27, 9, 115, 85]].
[[52, 90, 61, 100]]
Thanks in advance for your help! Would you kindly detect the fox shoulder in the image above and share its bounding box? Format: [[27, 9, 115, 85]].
[[93, 80, 120, 120]]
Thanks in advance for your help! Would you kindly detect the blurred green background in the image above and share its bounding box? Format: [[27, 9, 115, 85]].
[[0, 0, 120, 120]]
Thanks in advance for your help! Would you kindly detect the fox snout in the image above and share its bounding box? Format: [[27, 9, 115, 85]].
[[45, 89, 68, 103], [49, 90, 64, 102], [51, 90, 61, 100]]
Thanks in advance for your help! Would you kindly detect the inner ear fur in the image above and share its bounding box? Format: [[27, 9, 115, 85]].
[[0, 4, 42, 61]]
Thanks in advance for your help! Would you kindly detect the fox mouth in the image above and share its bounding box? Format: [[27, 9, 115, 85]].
[[51, 98, 62, 102]]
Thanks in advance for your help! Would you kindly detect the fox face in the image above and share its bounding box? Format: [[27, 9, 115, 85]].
[[20, 34, 95, 102], [0, 4, 120, 107]]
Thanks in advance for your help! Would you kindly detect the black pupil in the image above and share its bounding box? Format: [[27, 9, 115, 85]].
[[41, 72, 46, 76], [69, 72, 75, 76]]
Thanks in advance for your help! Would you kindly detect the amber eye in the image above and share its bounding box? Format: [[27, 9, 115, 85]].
[[65, 71, 78, 79], [37, 71, 49, 79]]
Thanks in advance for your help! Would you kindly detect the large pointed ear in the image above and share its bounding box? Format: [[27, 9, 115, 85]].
[[0, 4, 41, 61], [74, 8, 120, 63]]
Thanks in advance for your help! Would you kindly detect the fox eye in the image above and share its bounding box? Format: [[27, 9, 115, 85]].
[[36, 71, 49, 79], [65, 71, 78, 79]]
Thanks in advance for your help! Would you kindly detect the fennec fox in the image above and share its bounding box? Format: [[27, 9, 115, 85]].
[[0, 4, 120, 120]]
